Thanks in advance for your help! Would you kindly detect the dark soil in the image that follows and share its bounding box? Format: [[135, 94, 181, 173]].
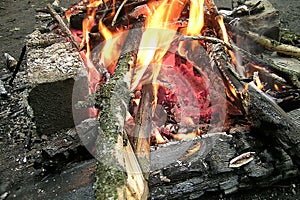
[[0, 0, 300, 200]]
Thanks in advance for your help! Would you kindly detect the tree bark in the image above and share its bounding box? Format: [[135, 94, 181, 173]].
[[94, 26, 148, 199]]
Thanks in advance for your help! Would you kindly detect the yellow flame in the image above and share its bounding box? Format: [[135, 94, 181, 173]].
[[131, 0, 188, 112], [186, 0, 205, 36], [217, 16, 229, 43], [173, 132, 197, 141], [132, 0, 188, 90], [98, 21, 126, 73], [153, 128, 166, 144]]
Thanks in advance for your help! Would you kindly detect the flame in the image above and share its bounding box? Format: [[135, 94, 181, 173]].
[[82, 8, 100, 94], [274, 83, 279, 91], [217, 16, 229, 43], [253, 72, 264, 90], [153, 128, 166, 144], [131, 0, 188, 113], [173, 132, 197, 141], [186, 0, 205, 36]]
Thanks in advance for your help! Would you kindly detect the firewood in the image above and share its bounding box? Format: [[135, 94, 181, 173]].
[[47, 4, 80, 50], [183, 34, 300, 88], [111, 0, 128, 26], [132, 84, 153, 177], [267, 88, 300, 112], [205, 36, 250, 114], [248, 82, 300, 166], [94, 25, 148, 199], [245, 30, 300, 58]]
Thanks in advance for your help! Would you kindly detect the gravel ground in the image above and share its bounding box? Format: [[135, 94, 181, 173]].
[[0, 0, 299, 199]]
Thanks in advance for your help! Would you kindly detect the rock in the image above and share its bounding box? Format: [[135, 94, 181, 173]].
[[237, 0, 280, 40], [215, 0, 233, 9], [25, 30, 89, 135], [0, 80, 8, 98]]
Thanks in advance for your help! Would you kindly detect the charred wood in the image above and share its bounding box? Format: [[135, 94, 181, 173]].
[[9, 45, 26, 86], [248, 82, 300, 166], [267, 89, 300, 112], [47, 4, 80, 50]]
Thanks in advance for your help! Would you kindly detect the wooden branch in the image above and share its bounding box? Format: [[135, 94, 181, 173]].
[[94, 23, 148, 199], [111, 0, 128, 26], [245, 31, 300, 58], [47, 4, 80, 50], [132, 84, 153, 177]]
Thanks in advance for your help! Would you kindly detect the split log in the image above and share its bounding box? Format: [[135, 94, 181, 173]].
[[94, 26, 148, 199], [148, 130, 298, 199], [132, 84, 153, 176]]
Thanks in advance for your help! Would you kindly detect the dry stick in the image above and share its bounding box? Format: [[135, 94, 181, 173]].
[[96, 0, 149, 15], [111, 0, 128, 26], [245, 31, 300, 58], [47, 4, 80, 50], [133, 84, 153, 178], [9, 45, 27, 86]]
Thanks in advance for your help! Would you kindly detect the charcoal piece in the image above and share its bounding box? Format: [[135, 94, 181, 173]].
[[70, 12, 85, 30]]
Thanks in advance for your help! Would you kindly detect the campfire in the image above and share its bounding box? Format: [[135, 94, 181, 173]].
[[5, 0, 298, 199]]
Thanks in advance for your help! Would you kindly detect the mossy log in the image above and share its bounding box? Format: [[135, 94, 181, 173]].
[[94, 26, 148, 199]]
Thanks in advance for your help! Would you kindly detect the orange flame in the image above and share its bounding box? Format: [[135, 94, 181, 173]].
[[131, 0, 188, 113], [253, 72, 264, 90], [274, 83, 279, 91]]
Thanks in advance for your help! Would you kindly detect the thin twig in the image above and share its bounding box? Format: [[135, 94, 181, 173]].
[[47, 4, 80, 50], [9, 45, 26, 86], [111, 0, 128, 26]]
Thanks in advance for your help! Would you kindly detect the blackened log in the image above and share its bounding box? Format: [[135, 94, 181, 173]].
[[268, 89, 300, 112], [94, 25, 148, 199], [248, 82, 300, 166], [206, 40, 249, 114], [148, 130, 298, 199]]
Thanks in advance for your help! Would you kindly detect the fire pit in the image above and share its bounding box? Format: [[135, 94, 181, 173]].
[[1, 0, 300, 199]]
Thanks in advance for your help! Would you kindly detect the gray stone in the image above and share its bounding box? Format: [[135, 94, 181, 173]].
[[215, 0, 233, 9], [26, 30, 89, 135], [236, 0, 280, 39]]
